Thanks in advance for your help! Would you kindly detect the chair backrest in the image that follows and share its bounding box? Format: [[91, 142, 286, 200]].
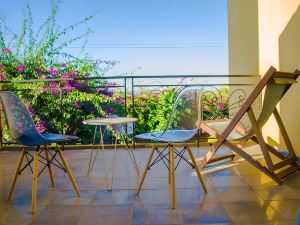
[[256, 71, 299, 128], [0, 91, 43, 145], [164, 86, 203, 131]]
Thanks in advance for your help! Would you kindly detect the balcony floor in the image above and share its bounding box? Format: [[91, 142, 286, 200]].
[[0, 145, 299, 225]]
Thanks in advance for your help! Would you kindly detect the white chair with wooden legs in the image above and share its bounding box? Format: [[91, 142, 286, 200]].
[[0, 91, 81, 213], [135, 87, 207, 208]]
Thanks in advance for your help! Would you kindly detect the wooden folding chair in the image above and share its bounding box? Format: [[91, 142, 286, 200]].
[[200, 66, 300, 184]]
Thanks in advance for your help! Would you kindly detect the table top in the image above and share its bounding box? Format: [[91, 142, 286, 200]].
[[83, 117, 137, 126]]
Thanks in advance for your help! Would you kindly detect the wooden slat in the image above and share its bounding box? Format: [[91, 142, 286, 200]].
[[273, 157, 297, 171], [276, 163, 300, 179], [273, 108, 296, 157], [205, 154, 236, 164], [200, 122, 220, 138], [273, 72, 299, 79], [251, 136, 287, 160], [224, 140, 282, 184], [247, 107, 274, 171]]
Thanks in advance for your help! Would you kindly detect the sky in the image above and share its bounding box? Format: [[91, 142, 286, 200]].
[[0, 0, 228, 76]]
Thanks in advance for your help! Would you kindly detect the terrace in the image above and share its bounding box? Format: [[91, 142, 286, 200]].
[[0, 145, 299, 225], [1, 0, 300, 225]]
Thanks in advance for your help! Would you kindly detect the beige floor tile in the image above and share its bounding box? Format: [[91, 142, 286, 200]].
[[215, 187, 264, 202], [222, 201, 284, 223], [268, 200, 300, 220], [180, 202, 231, 224]]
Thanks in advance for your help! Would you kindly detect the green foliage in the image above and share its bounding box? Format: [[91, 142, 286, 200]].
[[127, 88, 179, 134], [0, 1, 119, 143], [202, 87, 229, 120]]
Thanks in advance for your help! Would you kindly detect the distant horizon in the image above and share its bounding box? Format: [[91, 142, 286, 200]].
[[0, 0, 228, 76]]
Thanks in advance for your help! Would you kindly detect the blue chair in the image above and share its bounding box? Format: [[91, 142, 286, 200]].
[[0, 91, 81, 213], [135, 87, 207, 209]]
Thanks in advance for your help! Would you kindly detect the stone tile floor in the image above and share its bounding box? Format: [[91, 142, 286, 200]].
[[0, 145, 299, 225]]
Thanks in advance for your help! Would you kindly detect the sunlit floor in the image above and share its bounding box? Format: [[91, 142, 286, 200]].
[[0, 145, 299, 225]]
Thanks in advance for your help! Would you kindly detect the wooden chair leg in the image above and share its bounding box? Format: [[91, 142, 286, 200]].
[[170, 145, 176, 209], [186, 144, 207, 193], [168, 144, 171, 183], [135, 145, 156, 195], [57, 148, 81, 197], [44, 148, 54, 187], [8, 149, 26, 200], [32, 151, 39, 214]]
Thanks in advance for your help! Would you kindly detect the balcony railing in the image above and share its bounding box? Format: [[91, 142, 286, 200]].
[[0, 74, 260, 150]]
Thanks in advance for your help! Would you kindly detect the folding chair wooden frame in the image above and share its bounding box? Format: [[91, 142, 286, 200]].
[[200, 66, 300, 184]]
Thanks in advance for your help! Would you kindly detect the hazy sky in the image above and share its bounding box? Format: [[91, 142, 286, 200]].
[[0, 0, 228, 76]]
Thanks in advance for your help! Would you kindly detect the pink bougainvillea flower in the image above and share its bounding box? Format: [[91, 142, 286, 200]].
[[36, 120, 47, 133], [16, 65, 25, 72], [0, 72, 5, 81], [48, 82, 58, 89], [0, 64, 4, 69], [61, 72, 77, 78], [47, 82, 60, 95], [74, 102, 82, 109], [27, 105, 33, 113], [48, 68, 58, 75], [2, 48, 11, 54], [216, 102, 225, 111], [35, 67, 42, 73], [115, 98, 125, 105]]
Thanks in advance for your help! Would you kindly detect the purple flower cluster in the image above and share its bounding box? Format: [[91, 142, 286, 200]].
[[27, 105, 33, 113], [0, 64, 5, 81], [216, 102, 225, 111], [64, 81, 73, 92], [98, 88, 113, 97], [61, 72, 75, 78], [74, 102, 82, 109], [16, 65, 25, 72], [48, 68, 58, 76], [45, 82, 60, 95], [2, 48, 11, 54], [35, 67, 42, 73], [36, 120, 47, 133], [115, 98, 125, 105]]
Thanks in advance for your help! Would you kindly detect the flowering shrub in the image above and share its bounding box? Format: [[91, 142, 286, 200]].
[[201, 87, 229, 120], [0, 1, 120, 143]]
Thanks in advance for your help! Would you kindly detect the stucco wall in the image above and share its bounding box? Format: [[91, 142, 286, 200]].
[[227, 0, 260, 127], [228, 0, 300, 155], [258, 0, 300, 154]]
